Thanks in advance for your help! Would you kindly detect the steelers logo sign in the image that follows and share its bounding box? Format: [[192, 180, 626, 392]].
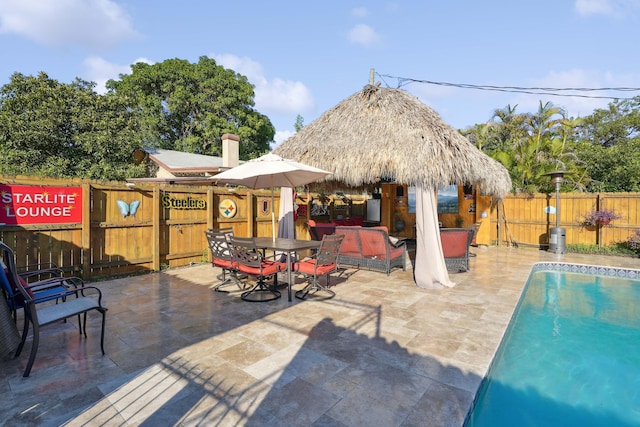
[[218, 199, 237, 218]]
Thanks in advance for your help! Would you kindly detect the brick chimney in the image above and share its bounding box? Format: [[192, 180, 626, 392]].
[[221, 133, 239, 168]]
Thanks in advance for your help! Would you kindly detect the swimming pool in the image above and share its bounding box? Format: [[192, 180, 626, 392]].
[[465, 263, 640, 427]]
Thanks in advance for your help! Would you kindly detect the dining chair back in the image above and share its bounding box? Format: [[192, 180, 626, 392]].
[[0, 255, 69, 322], [294, 233, 345, 300], [229, 236, 284, 302], [205, 228, 248, 293]]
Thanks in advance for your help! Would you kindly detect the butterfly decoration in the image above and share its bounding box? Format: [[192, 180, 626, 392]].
[[117, 200, 141, 217]]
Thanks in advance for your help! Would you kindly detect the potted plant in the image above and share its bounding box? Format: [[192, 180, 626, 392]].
[[629, 229, 640, 254], [581, 208, 622, 227]]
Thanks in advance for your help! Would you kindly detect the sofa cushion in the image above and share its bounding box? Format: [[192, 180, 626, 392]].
[[334, 228, 361, 257], [359, 229, 388, 259]]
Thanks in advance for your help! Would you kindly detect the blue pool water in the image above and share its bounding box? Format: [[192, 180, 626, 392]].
[[466, 264, 640, 427]]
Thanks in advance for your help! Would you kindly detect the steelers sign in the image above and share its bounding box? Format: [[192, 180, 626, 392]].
[[218, 199, 237, 218]]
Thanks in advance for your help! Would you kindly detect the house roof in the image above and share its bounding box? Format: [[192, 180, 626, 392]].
[[145, 147, 225, 173]]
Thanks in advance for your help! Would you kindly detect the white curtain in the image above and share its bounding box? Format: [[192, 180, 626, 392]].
[[414, 184, 455, 289], [276, 187, 295, 262], [277, 187, 295, 239]]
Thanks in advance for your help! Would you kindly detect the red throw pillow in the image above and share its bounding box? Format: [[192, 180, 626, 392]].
[[4, 268, 35, 298]]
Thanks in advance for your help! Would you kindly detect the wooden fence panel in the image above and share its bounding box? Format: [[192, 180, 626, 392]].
[[498, 192, 640, 248], [2, 176, 638, 281]]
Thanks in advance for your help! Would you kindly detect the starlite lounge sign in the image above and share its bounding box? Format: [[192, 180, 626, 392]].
[[0, 184, 82, 225]]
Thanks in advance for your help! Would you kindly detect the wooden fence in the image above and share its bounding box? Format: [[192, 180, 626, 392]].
[[0, 176, 309, 280], [493, 192, 640, 249], [0, 176, 638, 281]]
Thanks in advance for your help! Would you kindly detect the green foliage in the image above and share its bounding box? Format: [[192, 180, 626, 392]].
[[465, 102, 587, 193], [294, 114, 304, 132], [566, 243, 637, 256], [574, 138, 640, 192], [629, 229, 640, 252], [106, 56, 275, 160], [0, 72, 146, 180], [576, 96, 640, 147], [572, 96, 640, 191]]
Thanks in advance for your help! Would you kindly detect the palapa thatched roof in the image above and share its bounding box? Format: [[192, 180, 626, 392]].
[[274, 84, 512, 198]]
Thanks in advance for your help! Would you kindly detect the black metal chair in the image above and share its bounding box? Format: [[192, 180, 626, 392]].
[[294, 234, 345, 301], [229, 236, 284, 302], [0, 242, 107, 377], [0, 256, 70, 323], [205, 228, 248, 293]]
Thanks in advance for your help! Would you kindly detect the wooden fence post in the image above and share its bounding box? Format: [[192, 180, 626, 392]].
[[81, 183, 91, 279], [153, 185, 161, 271], [247, 191, 254, 237]]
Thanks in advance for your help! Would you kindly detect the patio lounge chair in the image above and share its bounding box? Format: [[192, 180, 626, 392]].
[[294, 234, 345, 301], [0, 242, 108, 377]]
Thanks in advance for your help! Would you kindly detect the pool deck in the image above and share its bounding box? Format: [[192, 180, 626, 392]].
[[1, 246, 638, 426]]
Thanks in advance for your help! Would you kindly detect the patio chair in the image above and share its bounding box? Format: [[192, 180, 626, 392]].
[[205, 228, 248, 293], [0, 254, 70, 323], [229, 236, 284, 302], [294, 234, 344, 301], [16, 261, 66, 282], [0, 242, 107, 377], [440, 228, 474, 272]]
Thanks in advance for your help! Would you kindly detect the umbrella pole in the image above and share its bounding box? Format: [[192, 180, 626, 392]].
[[271, 184, 276, 242]]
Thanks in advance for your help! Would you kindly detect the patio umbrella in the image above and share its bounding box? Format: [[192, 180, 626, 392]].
[[212, 153, 332, 240], [274, 84, 512, 289]]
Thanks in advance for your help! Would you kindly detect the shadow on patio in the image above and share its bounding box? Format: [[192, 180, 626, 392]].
[[2, 247, 638, 426]]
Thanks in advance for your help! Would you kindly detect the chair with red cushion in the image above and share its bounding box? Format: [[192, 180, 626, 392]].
[[229, 236, 284, 302], [294, 234, 345, 301], [440, 228, 474, 272], [205, 228, 248, 293]]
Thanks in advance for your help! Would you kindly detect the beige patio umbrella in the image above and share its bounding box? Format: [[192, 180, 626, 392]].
[[274, 84, 512, 289]]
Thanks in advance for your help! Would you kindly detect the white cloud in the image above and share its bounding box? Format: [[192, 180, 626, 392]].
[[83, 56, 152, 93], [351, 7, 368, 17], [0, 0, 139, 48], [574, 0, 640, 17], [347, 24, 381, 47], [213, 53, 315, 115], [513, 69, 634, 118], [272, 129, 295, 149], [575, 0, 615, 15]]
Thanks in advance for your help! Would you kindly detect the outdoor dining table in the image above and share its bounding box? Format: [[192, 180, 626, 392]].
[[253, 237, 321, 302]]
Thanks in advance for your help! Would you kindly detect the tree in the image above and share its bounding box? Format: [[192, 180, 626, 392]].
[[107, 56, 275, 160], [0, 72, 146, 180], [469, 102, 586, 193], [576, 96, 640, 147], [573, 96, 640, 191], [294, 114, 304, 132], [575, 138, 640, 191]]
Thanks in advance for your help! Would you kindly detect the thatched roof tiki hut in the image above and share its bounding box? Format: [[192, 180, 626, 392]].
[[274, 84, 512, 289]]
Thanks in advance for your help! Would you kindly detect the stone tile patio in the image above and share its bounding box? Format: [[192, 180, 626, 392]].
[[1, 246, 637, 426]]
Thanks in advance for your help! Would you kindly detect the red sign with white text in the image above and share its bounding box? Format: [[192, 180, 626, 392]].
[[0, 185, 82, 225]]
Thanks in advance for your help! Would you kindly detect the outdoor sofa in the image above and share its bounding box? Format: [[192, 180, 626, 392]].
[[333, 225, 407, 275]]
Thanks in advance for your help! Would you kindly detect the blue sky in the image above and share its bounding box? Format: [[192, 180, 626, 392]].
[[1, 0, 640, 148]]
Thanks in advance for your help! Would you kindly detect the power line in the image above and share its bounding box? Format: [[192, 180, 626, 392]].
[[377, 73, 640, 100]]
